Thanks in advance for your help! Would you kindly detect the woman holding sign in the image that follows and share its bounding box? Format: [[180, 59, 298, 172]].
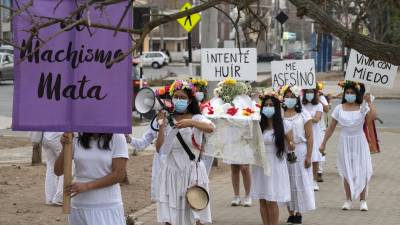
[[251, 90, 294, 225], [155, 80, 215, 225], [54, 133, 129, 225], [280, 85, 315, 225], [320, 81, 376, 211], [301, 88, 324, 191]]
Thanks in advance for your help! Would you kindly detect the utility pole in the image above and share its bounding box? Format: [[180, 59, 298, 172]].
[[201, 4, 218, 166], [0, 5, 3, 45]]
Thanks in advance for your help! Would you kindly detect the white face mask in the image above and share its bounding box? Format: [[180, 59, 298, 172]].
[[195, 92, 204, 102]]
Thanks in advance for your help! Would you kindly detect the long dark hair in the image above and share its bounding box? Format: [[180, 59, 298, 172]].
[[341, 85, 363, 105], [302, 89, 319, 105], [182, 88, 201, 114], [282, 89, 302, 113], [78, 133, 113, 150], [260, 96, 285, 160]]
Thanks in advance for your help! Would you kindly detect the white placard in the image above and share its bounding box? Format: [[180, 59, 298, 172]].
[[201, 48, 257, 81], [271, 59, 316, 90], [345, 49, 398, 88]]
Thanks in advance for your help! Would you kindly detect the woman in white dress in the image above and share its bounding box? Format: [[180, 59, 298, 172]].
[[316, 83, 330, 182], [54, 133, 129, 225], [252, 91, 294, 225], [320, 81, 376, 211], [41, 132, 64, 205], [127, 128, 159, 201], [302, 88, 324, 191], [281, 86, 315, 225], [155, 80, 215, 225]]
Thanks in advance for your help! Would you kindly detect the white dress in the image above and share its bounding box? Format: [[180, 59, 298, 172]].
[[157, 114, 213, 225], [331, 104, 373, 200], [284, 112, 316, 213], [69, 134, 129, 225], [42, 132, 64, 204], [130, 128, 161, 201], [251, 121, 291, 203], [302, 103, 324, 162]]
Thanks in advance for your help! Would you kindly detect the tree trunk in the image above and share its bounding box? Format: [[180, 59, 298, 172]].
[[31, 143, 42, 165]]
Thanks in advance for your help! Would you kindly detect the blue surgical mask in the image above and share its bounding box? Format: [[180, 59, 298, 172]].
[[345, 94, 356, 103], [172, 98, 189, 113], [284, 98, 297, 109], [305, 93, 314, 102], [262, 106, 275, 118], [195, 92, 204, 102]]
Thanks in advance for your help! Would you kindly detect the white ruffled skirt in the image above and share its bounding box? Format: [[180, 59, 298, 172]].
[[337, 133, 373, 200], [286, 143, 316, 213], [157, 151, 211, 225], [251, 147, 291, 203], [69, 203, 125, 225]]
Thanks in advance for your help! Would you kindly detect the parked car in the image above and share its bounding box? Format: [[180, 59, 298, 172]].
[[0, 45, 13, 54], [0, 52, 13, 82], [132, 58, 148, 111], [257, 52, 281, 62], [140, 51, 169, 69]]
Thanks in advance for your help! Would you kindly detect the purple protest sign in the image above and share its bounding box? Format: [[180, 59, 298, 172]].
[[12, 0, 132, 133]]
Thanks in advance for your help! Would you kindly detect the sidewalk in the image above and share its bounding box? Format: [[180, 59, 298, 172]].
[[130, 128, 400, 225]]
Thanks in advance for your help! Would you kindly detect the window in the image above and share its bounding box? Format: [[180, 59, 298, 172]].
[[5, 55, 13, 63], [155, 53, 162, 57], [177, 43, 181, 52], [2, 0, 12, 22]]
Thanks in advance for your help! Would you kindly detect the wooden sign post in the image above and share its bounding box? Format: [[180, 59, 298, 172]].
[[62, 133, 73, 214]]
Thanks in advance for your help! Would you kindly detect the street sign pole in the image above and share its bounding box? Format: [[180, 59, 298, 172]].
[[275, 11, 288, 60], [188, 31, 193, 76], [280, 23, 284, 59], [176, 2, 201, 76]]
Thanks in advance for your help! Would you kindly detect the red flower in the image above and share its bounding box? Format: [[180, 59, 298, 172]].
[[227, 107, 238, 116], [256, 103, 261, 108], [207, 107, 214, 115], [200, 101, 210, 111], [242, 107, 254, 116]]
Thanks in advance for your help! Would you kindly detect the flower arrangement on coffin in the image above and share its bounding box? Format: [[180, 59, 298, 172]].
[[205, 77, 259, 119], [213, 77, 251, 104]]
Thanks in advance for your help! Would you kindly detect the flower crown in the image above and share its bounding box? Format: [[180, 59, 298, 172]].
[[190, 78, 208, 92], [259, 88, 282, 102], [316, 81, 325, 91], [155, 85, 170, 97], [169, 80, 196, 96], [338, 80, 361, 91], [278, 85, 301, 97]]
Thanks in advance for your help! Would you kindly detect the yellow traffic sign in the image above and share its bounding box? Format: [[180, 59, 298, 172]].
[[177, 2, 201, 33]]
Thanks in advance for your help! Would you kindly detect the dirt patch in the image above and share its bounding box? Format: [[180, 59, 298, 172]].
[[0, 154, 153, 225], [0, 136, 31, 149]]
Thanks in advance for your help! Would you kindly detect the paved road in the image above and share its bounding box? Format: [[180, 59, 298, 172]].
[[132, 129, 400, 225]]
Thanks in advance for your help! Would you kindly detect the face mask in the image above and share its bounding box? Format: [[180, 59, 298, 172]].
[[262, 106, 275, 118], [345, 94, 356, 103], [172, 98, 189, 113], [284, 98, 297, 109], [305, 93, 314, 102], [195, 92, 204, 102]]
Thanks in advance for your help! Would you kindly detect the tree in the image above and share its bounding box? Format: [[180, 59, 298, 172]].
[[2, 0, 400, 65]]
